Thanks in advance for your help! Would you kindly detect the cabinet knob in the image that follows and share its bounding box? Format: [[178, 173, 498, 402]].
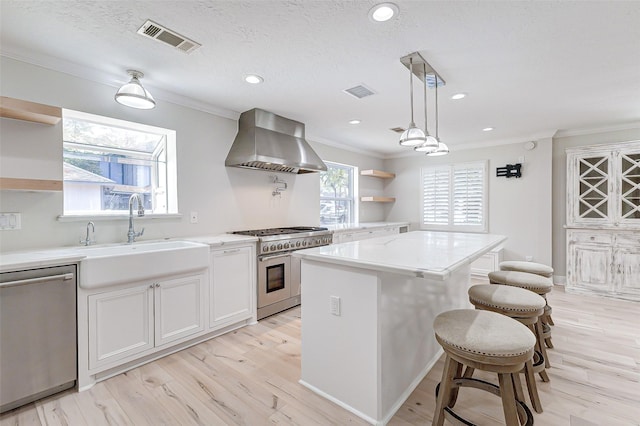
[[149, 284, 154, 289], [155, 283, 160, 288], [590, 236, 595, 241]]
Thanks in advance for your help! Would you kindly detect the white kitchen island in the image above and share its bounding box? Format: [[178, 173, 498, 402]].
[[294, 231, 506, 425]]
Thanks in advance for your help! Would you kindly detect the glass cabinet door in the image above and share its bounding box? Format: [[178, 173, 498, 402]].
[[576, 154, 611, 222], [619, 150, 640, 223]]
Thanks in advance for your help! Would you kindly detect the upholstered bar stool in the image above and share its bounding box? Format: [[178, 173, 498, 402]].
[[469, 284, 550, 400], [489, 271, 555, 357], [500, 261, 555, 326], [433, 309, 537, 426]]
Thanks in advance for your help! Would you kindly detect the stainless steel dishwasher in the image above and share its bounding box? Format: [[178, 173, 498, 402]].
[[0, 264, 77, 413]]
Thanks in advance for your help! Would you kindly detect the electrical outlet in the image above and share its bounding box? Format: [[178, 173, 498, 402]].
[[330, 295, 341, 316], [0, 213, 21, 230], [190, 211, 198, 224]]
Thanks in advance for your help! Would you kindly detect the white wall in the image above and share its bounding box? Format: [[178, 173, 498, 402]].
[[384, 139, 553, 266], [551, 128, 640, 279], [0, 57, 378, 252]]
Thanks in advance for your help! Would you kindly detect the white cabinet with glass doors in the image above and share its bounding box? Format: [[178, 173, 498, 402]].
[[566, 141, 640, 300]]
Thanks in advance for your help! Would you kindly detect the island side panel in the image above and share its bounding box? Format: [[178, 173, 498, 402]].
[[379, 265, 472, 419], [300, 259, 382, 422]]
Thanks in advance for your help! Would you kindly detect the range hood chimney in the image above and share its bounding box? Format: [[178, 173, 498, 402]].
[[225, 108, 327, 174]]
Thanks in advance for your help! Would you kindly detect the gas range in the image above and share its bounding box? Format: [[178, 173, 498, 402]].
[[232, 226, 333, 320], [233, 226, 332, 255]]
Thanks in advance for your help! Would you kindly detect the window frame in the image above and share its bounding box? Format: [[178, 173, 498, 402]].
[[320, 161, 358, 225], [61, 109, 178, 218], [420, 160, 488, 233]]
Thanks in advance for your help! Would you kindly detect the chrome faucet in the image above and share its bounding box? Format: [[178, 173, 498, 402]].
[[127, 194, 145, 244], [80, 221, 95, 246]]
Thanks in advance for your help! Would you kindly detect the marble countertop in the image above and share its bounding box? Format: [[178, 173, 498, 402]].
[[294, 230, 506, 279], [325, 221, 410, 233], [0, 234, 258, 272]]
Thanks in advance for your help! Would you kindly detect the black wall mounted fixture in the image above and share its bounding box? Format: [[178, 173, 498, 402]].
[[496, 163, 522, 178]]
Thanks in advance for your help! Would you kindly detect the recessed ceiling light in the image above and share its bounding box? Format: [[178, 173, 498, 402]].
[[368, 3, 399, 22], [451, 93, 466, 100], [244, 74, 264, 84], [349, 119, 361, 125], [483, 127, 494, 132]]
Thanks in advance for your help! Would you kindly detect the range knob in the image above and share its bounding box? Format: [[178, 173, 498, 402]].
[[296, 241, 301, 248], [302, 241, 307, 247], [262, 245, 269, 252], [277, 244, 283, 250], [316, 239, 321, 244], [284, 243, 290, 249], [270, 244, 276, 251]]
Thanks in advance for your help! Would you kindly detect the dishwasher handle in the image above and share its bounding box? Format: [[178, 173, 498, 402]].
[[0, 273, 74, 289]]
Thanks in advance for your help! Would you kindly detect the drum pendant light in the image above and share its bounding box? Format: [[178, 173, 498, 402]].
[[115, 70, 156, 110], [399, 57, 426, 146], [427, 75, 449, 156], [415, 63, 439, 152]]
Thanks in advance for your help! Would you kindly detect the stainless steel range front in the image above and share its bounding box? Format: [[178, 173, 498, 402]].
[[233, 227, 332, 320]]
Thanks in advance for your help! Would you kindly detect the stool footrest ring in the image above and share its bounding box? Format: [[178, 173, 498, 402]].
[[436, 378, 534, 426]]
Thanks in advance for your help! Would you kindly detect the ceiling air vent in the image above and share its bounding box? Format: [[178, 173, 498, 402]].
[[342, 84, 376, 99], [136, 20, 201, 54], [390, 127, 406, 133]]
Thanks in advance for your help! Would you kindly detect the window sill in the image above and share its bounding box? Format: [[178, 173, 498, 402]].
[[57, 213, 183, 222]]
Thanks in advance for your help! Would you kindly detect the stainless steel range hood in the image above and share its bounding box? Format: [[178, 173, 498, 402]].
[[225, 108, 327, 174]]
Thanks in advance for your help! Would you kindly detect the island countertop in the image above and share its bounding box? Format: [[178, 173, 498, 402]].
[[294, 230, 506, 280]]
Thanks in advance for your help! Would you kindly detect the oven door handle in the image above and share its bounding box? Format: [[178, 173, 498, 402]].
[[259, 252, 292, 262]]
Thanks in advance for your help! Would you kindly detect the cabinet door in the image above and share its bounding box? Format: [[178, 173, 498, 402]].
[[567, 151, 613, 226], [88, 285, 154, 369], [614, 245, 640, 295], [568, 242, 614, 292], [154, 273, 206, 347], [617, 148, 640, 226], [210, 246, 255, 329]]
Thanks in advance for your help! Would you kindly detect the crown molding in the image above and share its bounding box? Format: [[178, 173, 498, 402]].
[[554, 122, 640, 138]]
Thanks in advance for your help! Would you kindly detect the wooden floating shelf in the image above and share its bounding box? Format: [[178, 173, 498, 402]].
[[360, 169, 395, 179], [0, 96, 62, 125], [360, 196, 396, 203], [0, 177, 63, 192]]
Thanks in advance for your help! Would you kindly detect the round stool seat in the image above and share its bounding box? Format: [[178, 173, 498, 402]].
[[500, 260, 553, 278], [434, 309, 535, 365], [469, 284, 545, 316], [489, 270, 553, 294]]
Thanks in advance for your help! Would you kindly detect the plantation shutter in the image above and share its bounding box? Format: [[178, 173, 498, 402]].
[[421, 161, 487, 231], [422, 166, 450, 225], [453, 164, 484, 226]]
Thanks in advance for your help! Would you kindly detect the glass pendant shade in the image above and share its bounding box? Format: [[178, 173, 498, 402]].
[[414, 135, 439, 152], [399, 122, 426, 146], [426, 141, 450, 156], [115, 70, 156, 110]]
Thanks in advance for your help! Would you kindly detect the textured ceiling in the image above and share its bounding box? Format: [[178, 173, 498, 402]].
[[1, 1, 639, 156]]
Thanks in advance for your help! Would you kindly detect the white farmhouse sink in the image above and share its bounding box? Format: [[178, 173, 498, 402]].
[[78, 240, 210, 289]]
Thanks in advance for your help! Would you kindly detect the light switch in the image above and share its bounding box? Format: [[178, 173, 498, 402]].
[[190, 211, 198, 224]]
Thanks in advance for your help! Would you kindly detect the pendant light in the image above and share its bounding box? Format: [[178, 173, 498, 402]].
[[414, 63, 439, 152], [426, 74, 449, 156], [115, 70, 156, 110], [399, 57, 426, 146]]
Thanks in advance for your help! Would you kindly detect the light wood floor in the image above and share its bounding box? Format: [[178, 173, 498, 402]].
[[2, 283, 639, 426]]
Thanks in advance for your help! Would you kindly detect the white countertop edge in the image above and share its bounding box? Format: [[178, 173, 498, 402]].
[[295, 234, 507, 279], [0, 234, 258, 272], [327, 222, 411, 234]]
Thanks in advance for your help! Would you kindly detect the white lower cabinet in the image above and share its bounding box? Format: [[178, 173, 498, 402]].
[[567, 230, 640, 299], [88, 271, 206, 369], [210, 245, 255, 329]]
